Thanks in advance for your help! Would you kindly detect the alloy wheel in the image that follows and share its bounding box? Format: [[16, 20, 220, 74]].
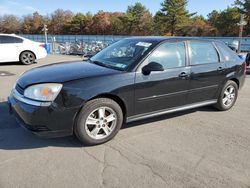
[[85, 107, 117, 140], [21, 52, 35, 64], [222, 85, 236, 107]]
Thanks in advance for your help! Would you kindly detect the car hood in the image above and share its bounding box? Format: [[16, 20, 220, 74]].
[[17, 61, 121, 88]]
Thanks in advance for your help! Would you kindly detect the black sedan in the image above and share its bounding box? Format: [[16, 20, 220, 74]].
[[9, 37, 246, 145]]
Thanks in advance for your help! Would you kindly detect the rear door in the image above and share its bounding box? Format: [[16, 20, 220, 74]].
[[0, 36, 23, 62], [0, 36, 6, 62], [187, 41, 226, 104]]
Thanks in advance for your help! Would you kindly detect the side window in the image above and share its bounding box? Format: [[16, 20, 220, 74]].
[[0, 36, 3, 44], [190, 42, 219, 65], [0, 36, 23, 44], [0, 36, 13, 43], [148, 42, 186, 69], [215, 42, 239, 62]]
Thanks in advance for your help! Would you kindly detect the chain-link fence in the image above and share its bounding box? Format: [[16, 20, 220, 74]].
[[20, 35, 128, 55], [20, 35, 250, 55]]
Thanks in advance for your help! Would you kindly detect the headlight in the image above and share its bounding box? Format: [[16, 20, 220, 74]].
[[24, 83, 62, 102]]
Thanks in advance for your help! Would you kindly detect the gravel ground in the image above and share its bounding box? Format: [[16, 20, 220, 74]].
[[0, 55, 250, 188]]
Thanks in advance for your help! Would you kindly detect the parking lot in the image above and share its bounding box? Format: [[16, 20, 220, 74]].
[[0, 55, 250, 188]]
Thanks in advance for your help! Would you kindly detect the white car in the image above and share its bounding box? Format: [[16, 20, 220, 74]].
[[0, 34, 47, 65]]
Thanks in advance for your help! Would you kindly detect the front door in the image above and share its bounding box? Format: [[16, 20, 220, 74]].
[[134, 41, 190, 115]]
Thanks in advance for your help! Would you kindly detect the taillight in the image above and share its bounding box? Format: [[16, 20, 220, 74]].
[[243, 62, 247, 77], [39, 44, 45, 48]]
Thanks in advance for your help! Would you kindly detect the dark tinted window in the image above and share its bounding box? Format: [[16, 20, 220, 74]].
[[190, 41, 219, 65], [215, 42, 240, 61], [0, 36, 23, 44], [247, 53, 250, 64], [148, 42, 186, 69]]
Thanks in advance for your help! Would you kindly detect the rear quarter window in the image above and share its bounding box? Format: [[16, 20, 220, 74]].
[[215, 42, 240, 62]]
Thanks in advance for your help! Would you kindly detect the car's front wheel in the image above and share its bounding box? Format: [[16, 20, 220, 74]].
[[20, 51, 36, 65], [215, 80, 238, 111], [75, 98, 123, 145]]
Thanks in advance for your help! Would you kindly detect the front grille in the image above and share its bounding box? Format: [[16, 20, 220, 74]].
[[15, 84, 24, 95]]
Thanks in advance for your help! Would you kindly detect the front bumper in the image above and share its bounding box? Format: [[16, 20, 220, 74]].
[[8, 90, 80, 138]]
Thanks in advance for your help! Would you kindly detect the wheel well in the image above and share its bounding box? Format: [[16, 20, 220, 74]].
[[230, 78, 239, 88], [92, 94, 127, 119], [19, 50, 36, 60], [73, 94, 127, 134]]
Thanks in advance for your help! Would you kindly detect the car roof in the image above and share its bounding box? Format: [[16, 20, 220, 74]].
[[0, 33, 24, 39], [0, 33, 29, 41], [126, 36, 219, 43], [0, 33, 17, 36]]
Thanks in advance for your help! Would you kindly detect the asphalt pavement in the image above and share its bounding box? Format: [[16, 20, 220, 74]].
[[0, 55, 250, 188]]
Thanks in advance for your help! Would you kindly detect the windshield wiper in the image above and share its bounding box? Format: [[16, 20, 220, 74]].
[[92, 60, 107, 67], [89, 59, 124, 71], [90, 60, 117, 69]]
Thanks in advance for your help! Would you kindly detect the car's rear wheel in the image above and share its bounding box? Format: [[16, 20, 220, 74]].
[[215, 80, 238, 111], [75, 98, 123, 145], [20, 51, 36, 65]]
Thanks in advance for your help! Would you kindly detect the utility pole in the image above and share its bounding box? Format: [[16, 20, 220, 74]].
[[237, 14, 247, 53], [42, 24, 50, 54], [43, 24, 48, 44]]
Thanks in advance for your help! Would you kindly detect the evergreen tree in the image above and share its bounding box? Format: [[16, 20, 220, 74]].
[[208, 8, 240, 36], [235, 0, 250, 35], [125, 2, 153, 35], [159, 0, 194, 36]]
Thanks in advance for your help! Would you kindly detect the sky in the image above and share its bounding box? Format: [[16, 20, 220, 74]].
[[0, 0, 236, 17]]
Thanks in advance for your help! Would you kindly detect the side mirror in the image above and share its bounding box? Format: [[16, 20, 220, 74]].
[[142, 62, 164, 75]]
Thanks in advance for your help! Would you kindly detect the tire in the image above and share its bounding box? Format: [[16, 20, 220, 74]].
[[214, 80, 238, 111], [75, 98, 123, 145], [20, 51, 36, 65]]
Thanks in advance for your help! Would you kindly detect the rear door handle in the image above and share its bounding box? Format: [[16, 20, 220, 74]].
[[179, 72, 189, 78], [217, 67, 224, 71]]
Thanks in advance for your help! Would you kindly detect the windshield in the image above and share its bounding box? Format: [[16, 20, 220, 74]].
[[90, 39, 158, 71]]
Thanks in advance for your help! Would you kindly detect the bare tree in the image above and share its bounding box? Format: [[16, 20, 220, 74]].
[[0, 14, 22, 34]]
